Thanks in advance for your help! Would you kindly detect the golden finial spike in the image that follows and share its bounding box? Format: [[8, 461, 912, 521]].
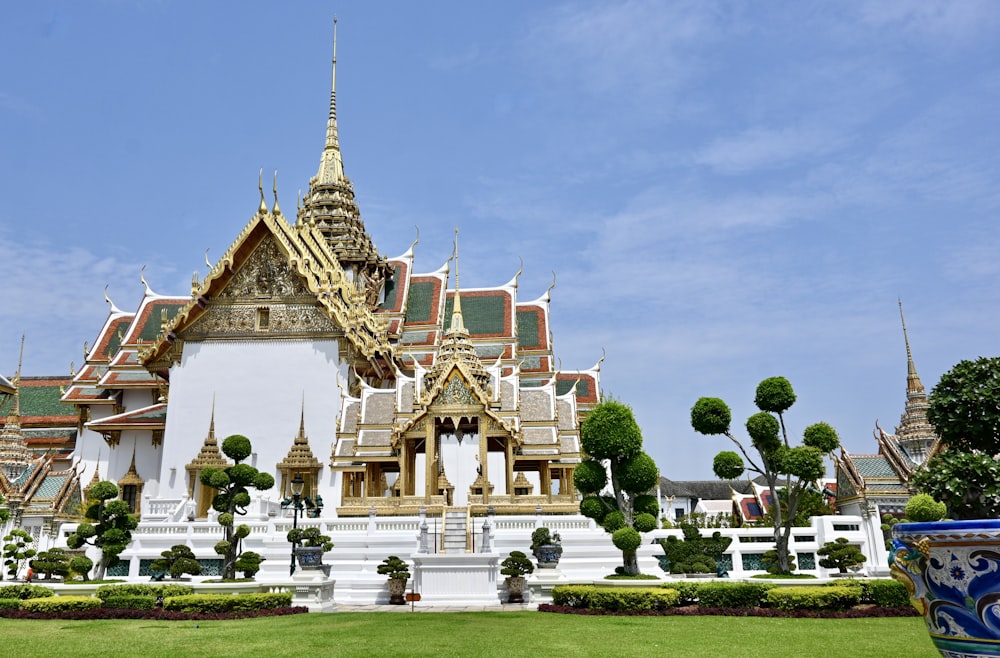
[[547, 271, 557, 295], [409, 226, 420, 252], [258, 168, 267, 213], [898, 298, 924, 394], [272, 170, 281, 215], [205, 249, 211, 269]]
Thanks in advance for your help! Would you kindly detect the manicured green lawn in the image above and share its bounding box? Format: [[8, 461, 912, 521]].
[[0, 612, 937, 657]]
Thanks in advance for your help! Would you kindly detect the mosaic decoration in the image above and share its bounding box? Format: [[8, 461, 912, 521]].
[[892, 520, 1000, 657], [742, 552, 765, 571], [797, 552, 815, 570], [107, 560, 131, 577]]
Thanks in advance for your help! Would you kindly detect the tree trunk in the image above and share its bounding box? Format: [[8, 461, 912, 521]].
[[622, 551, 639, 576], [222, 524, 236, 581], [95, 557, 108, 582]]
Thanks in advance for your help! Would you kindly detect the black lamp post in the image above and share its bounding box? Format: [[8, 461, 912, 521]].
[[287, 472, 305, 576]]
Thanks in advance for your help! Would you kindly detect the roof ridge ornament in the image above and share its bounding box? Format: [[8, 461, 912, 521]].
[[272, 170, 281, 215], [104, 285, 124, 315], [258, 169, 267, 214]]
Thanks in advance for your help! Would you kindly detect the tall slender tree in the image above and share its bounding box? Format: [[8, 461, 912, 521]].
[[691, 377, 839, 574], [200, 434, 274, 580], [574, 399, 659, 575]]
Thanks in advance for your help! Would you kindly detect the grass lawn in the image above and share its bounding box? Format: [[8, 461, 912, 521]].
[[0, 612, 937, 657]]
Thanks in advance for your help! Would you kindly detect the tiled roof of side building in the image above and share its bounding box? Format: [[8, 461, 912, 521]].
[[378, 261, 408, 314], [404, 278, 445, 326], [556, 374, 598, 404], [2, 378, 75, 423], [852, 455, 901, 478], [126, 298, 187, 343], [91, 316, 134, 361], [516, 306, 548, 350], [442, 291, 511, 338]]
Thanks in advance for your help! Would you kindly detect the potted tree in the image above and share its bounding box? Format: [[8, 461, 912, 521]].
[[377, 555, 410, 605], [287, 527, 333, 571], [892, 356, 1000, 657], [530, 528, 562, 568], [500, 550, 534, 603]]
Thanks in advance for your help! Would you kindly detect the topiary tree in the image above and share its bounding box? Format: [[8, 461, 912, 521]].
[[234, 551, 265, 579], [904, 493, 947, 523], [691, 377, 840, 575], [65, 480, 138, 581], [70, 555, 93, 581], [150, 545, 202, 579], [199, 434, 275, 580], [574, 399, 659, 575], [911, 357, 1000, 519], [818, 537, 867, 574], [3, 529, 37, 580], [658, 522, 733, 575], [29, 548, 71, 580], [500, 550, 534, 578]]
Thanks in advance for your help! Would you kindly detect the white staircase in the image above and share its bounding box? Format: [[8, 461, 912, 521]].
[[442, 509, 468, 554]]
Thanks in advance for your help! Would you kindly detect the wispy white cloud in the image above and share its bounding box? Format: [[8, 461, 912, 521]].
[[857, 0, 1000, 41]]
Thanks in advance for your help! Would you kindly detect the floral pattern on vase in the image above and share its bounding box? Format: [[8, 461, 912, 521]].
[[892, 520, 1000, 657]]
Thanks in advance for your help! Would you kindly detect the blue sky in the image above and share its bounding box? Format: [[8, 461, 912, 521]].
[[2, 1, 998, 480]]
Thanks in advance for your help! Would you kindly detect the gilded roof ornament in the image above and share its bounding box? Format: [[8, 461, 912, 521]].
[[104, 285, 124, 315], [258, 169, 267, 215], [272, 170, 281, 216]]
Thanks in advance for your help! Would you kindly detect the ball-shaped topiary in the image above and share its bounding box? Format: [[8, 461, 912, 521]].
[[712, 451, 744, 480], [803, 422, 840, 453], [633, 512, 657, 533], [746, 412, 780, 453], [602, 511, 626, 533], [579, 496, 607, 520], [573, 460, 608, 495], [754, 376, 796, 413], [615, 452, 658, 493], [632, 494, 659, 517], [221, 434, 253, 462], [904, 493, 947, 522], [691, 397, 731, 435], [612, 527, 642, 553], [580, 400, 643, 461]]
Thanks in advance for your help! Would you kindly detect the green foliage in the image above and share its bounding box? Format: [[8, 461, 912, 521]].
[[69, 556, 93, 581], [690, 397, 731, 435], [803, 422, 840, 453], [0, 494, 8, 525], [21, 595, 102, 612], [762, 549, 795, 574], [765, 585, 860, 611], [65, 480, 138, 581], [0, 598, 21, 610], [551, 585, 680, 611], [580, 400, 643, 460], [3, 529, 37, 579], [102, 595, 157, 610], [287, 527, 333, 552], [29, 548, 71, 580], [500, 550, 534, 577], [691, 376, 839, 575], [658, 523, 733, 574], [754, 377, 796, 413], [817, 538, 866, 573], [911, 449, 1000, 520], [927, 357, 1000, 454], [162, 592, 292, 613], [712, 451, 744, 480], [376, 555, 410, 581], [577, 398, 658, 575], [632, 494, 659, 517], [904, 493, 947, 522], [95, 583, 193, 600], [665, 580, 701, 605], [761, 487, 834, 527], [696, 581, 775, 608], [200, 435, 274, 579], [0, 584, 53, 599], [612, 527, 642, 553], [150, 545, 202, 579], [234, 551, 265, 578], [867, 579, 911, 607]]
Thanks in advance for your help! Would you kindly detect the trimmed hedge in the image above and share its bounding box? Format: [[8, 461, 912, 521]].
[[868, 579, 910, 607], [0, 599, 22, 610], [0, 584, 54, 600], [551, 586, 679, 611], [766, 585, 860, 611], [95, 583, 193, 601], [696, 582, 775, 608], [21, 596, 101, 613], [662, 581, 700, 606], [163, 592, 292, 613], [102, 595, 157, 610]]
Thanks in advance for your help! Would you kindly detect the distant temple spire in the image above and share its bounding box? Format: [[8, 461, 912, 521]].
[[0, 335, 31, 482], [899, 298, 924, 395], [892, 299, 936, 465], [447, 228, 468, 337]]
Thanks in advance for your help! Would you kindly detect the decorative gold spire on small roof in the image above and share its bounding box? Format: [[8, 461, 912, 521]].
[[899, 298, 924, 395], [118, 445, 143, 487], [186, 399, 231, 472], [0, 335, 31, 482], [277, 396, 322, 471]]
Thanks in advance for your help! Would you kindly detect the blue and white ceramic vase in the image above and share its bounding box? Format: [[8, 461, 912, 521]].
[[892, 520, 1000, 657]]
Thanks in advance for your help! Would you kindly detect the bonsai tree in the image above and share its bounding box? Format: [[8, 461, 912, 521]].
[[911, 357, 1000, 519], [658, 522, 732, 575], [234, 551, 265, 578], [530, 527, 561, 565], [149, 544, 202, 579], [2, 529, 36, 580], [500, 550, 535, 578], [691, 377, 840, 575], [377, 555, 411, 605], [199, 434, 275, 580], [574, 399, 660, 575], [29, 548, 71, 580], [818, 537, 867, 574], [65, 481, 138, 580], [377, 555, 411, 581], [70, 555, 94, 581], [287, 527, 334, 552]]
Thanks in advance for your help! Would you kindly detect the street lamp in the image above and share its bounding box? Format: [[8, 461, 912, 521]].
[[284, 472, 305, 576]]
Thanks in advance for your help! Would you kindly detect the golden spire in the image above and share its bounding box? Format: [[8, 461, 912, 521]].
[[272, 170, 281, 215], [0, 335, 30, 482], [258, 169, 267, 214], [316, 15, 345, 185], [899, 298, 924, 394], [447, 228, 468, 337]]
